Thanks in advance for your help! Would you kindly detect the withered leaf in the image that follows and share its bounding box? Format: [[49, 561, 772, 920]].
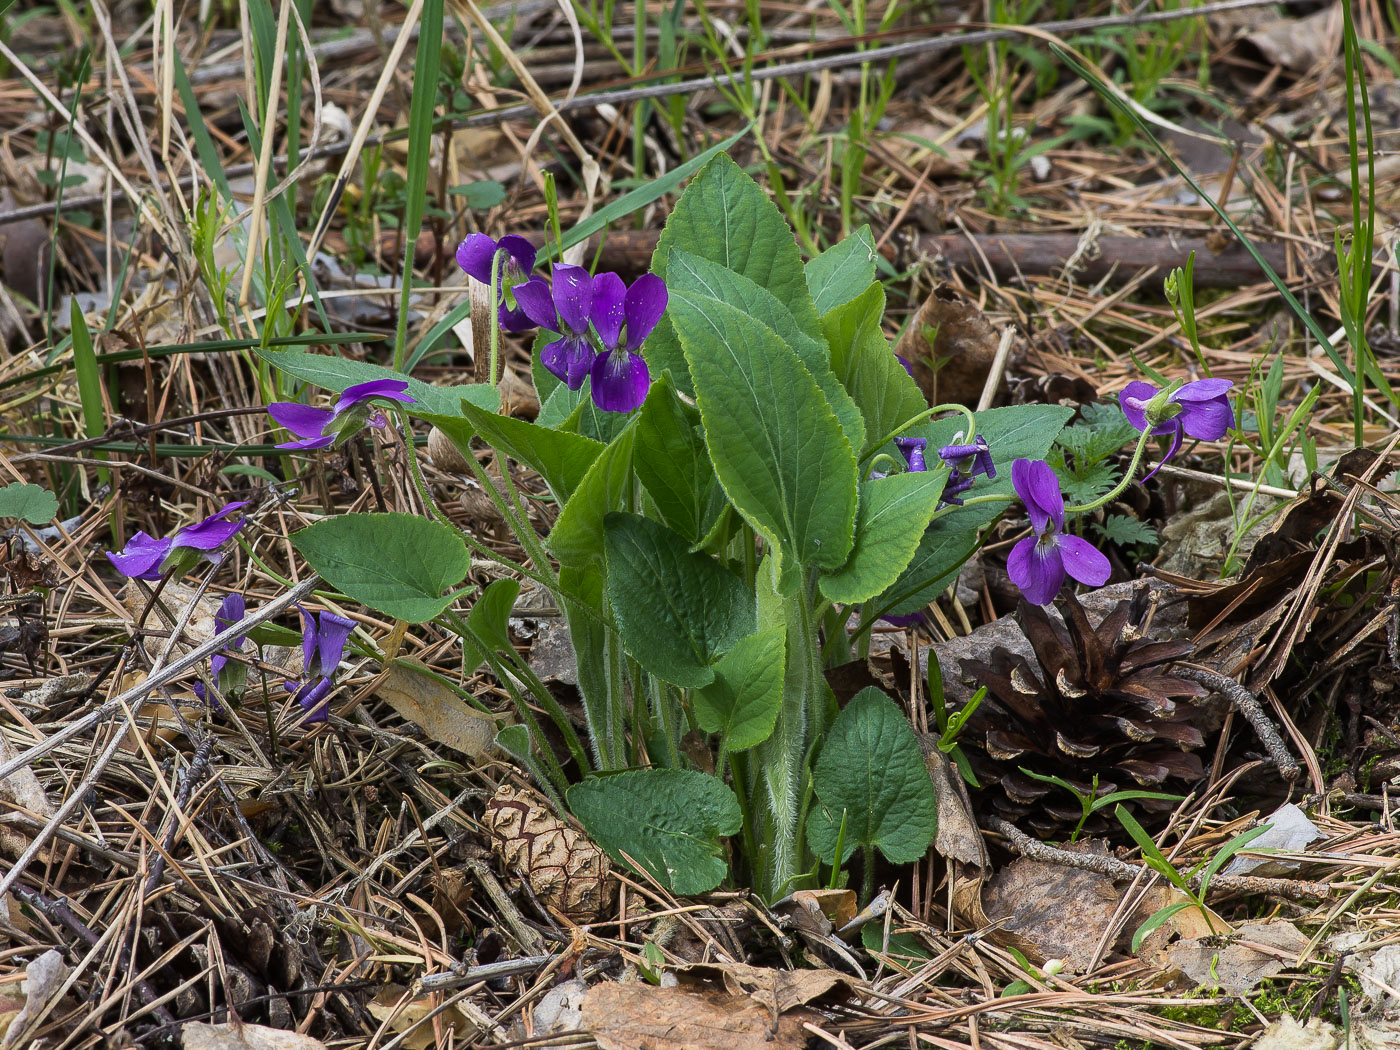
[[1160, 920, 1309, 994], [677, 961, 859, 1013], [376, 660, 502, 759], [581, 982, 816, 1050], [182, 1021, 328, 1050]]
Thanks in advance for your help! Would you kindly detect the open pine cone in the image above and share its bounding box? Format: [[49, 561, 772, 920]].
[[959, 585, 1209, 834]]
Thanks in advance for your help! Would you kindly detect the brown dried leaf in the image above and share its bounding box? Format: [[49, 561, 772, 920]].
[[677, 961, 858, 1013], [923, 745, 989, 868], [981, 850, 1123, 971], [182, 1021, 328, 1050], [581, 982, 815, 1050], [376, 661, 502, 759], [483, 784, 616, 920], [1, 951, 68, 1049], [893, 287, 1000, 407], [0, 735, 54, 861], [1159, 920, 1309, 994], [366, 987, 486, 1050]]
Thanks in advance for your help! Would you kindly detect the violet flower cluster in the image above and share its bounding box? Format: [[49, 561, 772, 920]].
[[1119, 377, 1234, 479], [1007, 458, 1112, 606], [107, 502, 250, 581], [455, 235, 667, 414], [880, 432, 996, 510]]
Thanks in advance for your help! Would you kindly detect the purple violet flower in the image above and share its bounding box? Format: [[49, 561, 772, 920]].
[[938, 434, 995, 480], [1007, 459, 1111, 606], [588, 272, 666, 413], [1119, 378, 1234, 480], [268, 379, 416, 451], [455, 233, 539, 332], [937, 469, 975, 509], [288, 608, 356, 723], [513, 266, 597, 390], [106, 501, 250, 580], [894, 436, 928, 473], [895, 353, 915, 378], [210, 593, 248, 682]]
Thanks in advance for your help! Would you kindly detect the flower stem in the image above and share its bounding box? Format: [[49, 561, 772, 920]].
[[1063, 425, 1156, 514], [488, 247, 505, 392], [860, 402, 978, 466]]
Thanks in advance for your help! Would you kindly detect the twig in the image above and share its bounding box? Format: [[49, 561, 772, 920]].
[[142, 736, 218, 897], [984, 818, 1330, 901], [415, 954, 556, 993], [1175, 666, 1301, 781]]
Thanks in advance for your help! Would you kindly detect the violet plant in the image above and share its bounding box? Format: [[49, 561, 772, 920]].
[[258, 153, 1235, 902]]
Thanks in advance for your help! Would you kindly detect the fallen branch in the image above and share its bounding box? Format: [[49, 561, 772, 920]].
[[985, 818, 1330, 901], [1176, 665, 1301, 780]]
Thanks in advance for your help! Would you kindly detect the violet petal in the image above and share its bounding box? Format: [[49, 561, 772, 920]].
[[1012, 459, 1063, 535], [1117, 381, 1159, 433], [172, 502, 249, 551], [589, 349, 650, 413], [334, 379, 415, 414], [1178, 396, 1234, 441], [1007, 535, 1065, 606], [496, 235, 537, 283], [268, 402, 335, 441], [895, 437, 927, 473], [1172, 377, 1234, 402], [314, 612, 356, 677], [512, 276, 558, 330], [295, 677, 333, 722], [106, 532, 173, 580], [541, 335, 597, 390], [552, 265, 594, 334], [623, 274, 668, 351], [1058, 533, 1112, 587], [591, 272, 627, 349], [455, 233, 498, 283]]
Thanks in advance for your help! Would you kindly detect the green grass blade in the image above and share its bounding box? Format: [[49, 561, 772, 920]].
[[68, 300, 110, 486], [393, 0, 445, 371]]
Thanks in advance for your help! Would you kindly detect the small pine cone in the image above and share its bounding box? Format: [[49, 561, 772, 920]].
[[483, 784, 617, 921]]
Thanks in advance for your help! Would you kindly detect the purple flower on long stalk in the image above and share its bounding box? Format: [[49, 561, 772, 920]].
[[1007, 459, 1111, 606], [1119, 378, 1234, 479], [513, 266, 597, 389], [939, 434, 995, 480], [194, 592, 250, 707], [268, 379, 416, 451], [106, 501, 250, 580], [588, 273, 666, 413], [895, 436, 928, 472], [455, 233, 539, 332], [288, 608, 356, 723]]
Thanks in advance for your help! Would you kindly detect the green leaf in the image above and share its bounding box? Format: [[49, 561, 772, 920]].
[[1093, 514, 1159, 549], [647, 152, 819, 397], [0, 482, 58, 524], [568, 768, 742, 895], [466, 578, 520, 655], [665, 249, 865, 456], [819, 471, 946, 605], [693, 626, 786, 752], [868, 520, 979, 620], [633, 375, 725, 544], [806, 226, 877, 315], [258, 347, 499, 420], [546, 424, 637, 569], [449, 401, 605, 504], [670, 291, 858, 581], [825, 284, 927, 461], [1131, 900, 1201, 953], [448, 180, 506, 209], [806, 687, 938, 865], [603, 513, 756, 689], [291, 513, 470, 622], [861, 924, 933, 961]]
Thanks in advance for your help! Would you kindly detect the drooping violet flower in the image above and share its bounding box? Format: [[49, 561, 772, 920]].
[[288, 608, 356, 723], [938, 434, 995, 480], [937, 469, 975, 509], [894, 436, 928, 473], [268, 379, 416, 451], [455, 233, 539, 332], [513, 266, 596, 389], [1007, 459, 1111, 606], [588, 272, 666, 413], [106, 501, 250, 580], [1119, 378, 1234, 480], [195, 592, 250, 708], [895, 353, 915, 378]]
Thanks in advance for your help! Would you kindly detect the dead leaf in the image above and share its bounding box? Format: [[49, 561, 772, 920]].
[[114, 672, 202, 752], [121, 579, 223, 646], [2, 950, 69, 1049], [1160, 920, 1309, 994], [366, 987, 487, 1050], [922, 745, 989, 868], [1249, 1014, 1345, 1050], [981, 850, 1123, 971], [430, 866, 475, 936], [182, 1021, 328, 1050], [677, 961, 858, 1013], [581, 981, 816, 1050], [376, 661, 503, 759], [1131, 884, 1231, 957], [0, 734, 54, 860], [792, 889, 857, 931], [893, 287, 1001, 407]]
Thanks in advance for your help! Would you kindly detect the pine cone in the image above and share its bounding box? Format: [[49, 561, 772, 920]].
[[959, 586, 1208, 834], [483, 784, 617, 921]]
